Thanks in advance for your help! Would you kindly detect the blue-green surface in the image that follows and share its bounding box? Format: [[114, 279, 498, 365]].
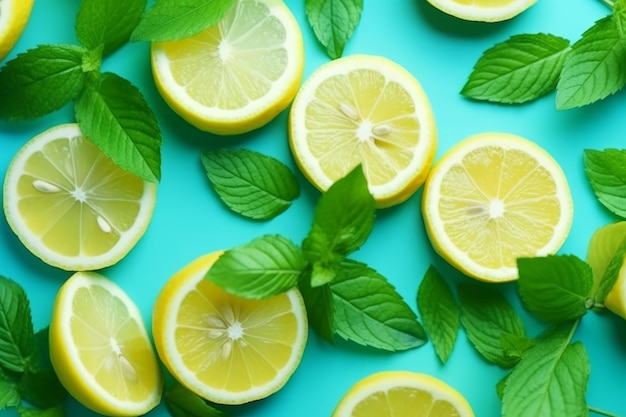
[[1, 0, 626, 416]]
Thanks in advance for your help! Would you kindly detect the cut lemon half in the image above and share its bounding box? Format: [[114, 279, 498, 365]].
[[49, 271, 163, 416], [151, 0, 304, 135], [289, 54, 437, 208], [152, 252, 308, 405], [422, 133, 573, 282], [425, 0, 537, 22], [332, 371, 475, 417], [0, 0, 34, 61], [3, 123, 156, 271]]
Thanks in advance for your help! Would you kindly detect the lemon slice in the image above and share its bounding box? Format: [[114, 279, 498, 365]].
[[0, 0, 34, 61], [422, 133, 573, 282], [425, 0, 537, 22], [49, 271, 163, 416], [332, 371, 475, 417], [152, 252, 308, 405], [151, 0, 304, 135], [289, 54, 437, 208], [3, 123, 156, 271]]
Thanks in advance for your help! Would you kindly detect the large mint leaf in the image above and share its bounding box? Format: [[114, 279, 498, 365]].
[[305, 0, 363, 59], [330, 260, 427, 351], [462, 33, 570, 104], [165, 382, 228, 417], [75, 72, 162, 183], [0, 276, 33, 373], [584, 149, 626, 219], [0, 45, 87, 120]]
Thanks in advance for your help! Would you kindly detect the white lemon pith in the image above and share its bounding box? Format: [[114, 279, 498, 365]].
[[332, 371, 475, 417], [425, 0, 537, 22], [151, 0, 304, 135], [49, 272, 163, 416], [3, 123, 156, 271], [289, 54, 437, 208], [0, 0, 34, 61], [422, 133, 573, 282], [152, 252, 308, 405]]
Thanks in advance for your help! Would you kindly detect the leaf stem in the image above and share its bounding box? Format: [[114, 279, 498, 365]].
[[588, 405, 622, 417]]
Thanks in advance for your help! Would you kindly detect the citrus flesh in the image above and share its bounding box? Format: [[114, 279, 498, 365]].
[[151, 0, 304, 135], [3, 123, 156, 271], [332, 371, 475, 417], [289, 54, 437, 208], [152, 252, 308, 405], [49, 271, 162, 416], [422, 133, 573, 282], [0, 0, 34, 61], [425, 0, 537, 22]]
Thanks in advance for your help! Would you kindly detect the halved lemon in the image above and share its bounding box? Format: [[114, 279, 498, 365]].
[[151, 0, 304, 135], [425, 0, 537, 22], [0, 0, 34, 61], [332, 371, 475, 417], [152, 252, 308, 405], [422, 133, 573, 282], [3, 123, 156, 271], [289, 54, 437, 208], [49, 271, 163, 416]]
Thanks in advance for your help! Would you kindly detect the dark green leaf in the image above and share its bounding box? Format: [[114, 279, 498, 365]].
[[416, 266, 459, 363], [205, 235, 306, 299], [298, 270, 334, 343], [0, 45, 86, 120], [330, 260, 427, 351], [462, 33, 570, 104], [584, 149, 626, 218], [0, 276, 33, 373], [305, 0, 363, 59], [517, 255, 593, 322], [165, 382, 228, 417], [75, 72, 162, 183], [0, 367, 20, 409], [458, 283, 526, 368], [201, 149, 299, 220], [17, 407, 65, 417], [586, 221, 626, 303], [131, 0, 236, 42], [76, 0, 147, 56]]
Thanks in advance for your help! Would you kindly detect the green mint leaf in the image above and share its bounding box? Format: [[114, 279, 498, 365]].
[[298, 271, 335, 343], [75, 72, 162, 183], [76, 0, 147, 56], [131, 0, 237, 42], [200, 149, 299, 220], [0, 276, 33, 373], [517, 255, 593, 322], [0, 367, 20, 409], [305, 0, 363, 59], [17, 407, 65, 417], [0, 45, 87, 120], [165, 382, 229, 417], [584, 149, 626, 218], [330, 260, 427, 351], [502, 323, 590, 417], [205, 235, 306, 299], [416, 266, 459, 363], [458, 283, 526, 368], [556, 14, 626, 110], [587, 221, 626, 303], [303, 165, 375, 286], [462, 33, 570, 104], [500, 332, 535, 363]]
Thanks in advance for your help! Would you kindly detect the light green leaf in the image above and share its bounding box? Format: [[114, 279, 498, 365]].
[[0, 276, 33, 373], [331, 260, 427, 351], [75, 72, 162, 183], [0, 367, 20, 410], [165, 382, 228, 417], [201, 149, 299, 220], [298, 271, 335, 344], [587, 221, 626, 303], [205, 235, 306, 299], [584, 149, 626, 219], [416, 266, 459, 363], [305, 0, 363, 59], [462, 33, 570, 104]]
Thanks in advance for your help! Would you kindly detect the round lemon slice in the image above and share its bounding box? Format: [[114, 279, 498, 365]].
[[151, 0, 304, 135], [332, 371, 475, 417], [422, 133, 573, 282], [49, 271, 163, 416], [289, 54, 437, 208], [425, 0, 537, 22], [0, 0, 34, 61], [152, 252, 308, 405], [3, 123, 156, 271]]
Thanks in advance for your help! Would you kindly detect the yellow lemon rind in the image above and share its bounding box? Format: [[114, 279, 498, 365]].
[[0, 0, 35, 61], [605, 259, 626, 320]]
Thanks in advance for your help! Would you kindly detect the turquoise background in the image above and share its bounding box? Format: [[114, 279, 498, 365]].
[[2, 0, 626, 415]]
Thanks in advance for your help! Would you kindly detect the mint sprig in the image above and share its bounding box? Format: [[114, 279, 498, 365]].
[[305, 0, 363, 59]]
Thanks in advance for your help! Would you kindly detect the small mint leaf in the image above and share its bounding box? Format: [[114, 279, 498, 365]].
[[201, 149, 299, 220], [461, 33, 570, 104], [310, 262, 337, 288], [305, 0, 363, 59], [0, 45, 87, 120], [584, 149, 626, 218], [0, 276, 34, 373], [0, 368, 20, 409], [298, 271, 334, 344], [205, 235, 306, 299], [165, 382, 229, 417], [131, 0, 237, 42], [75, 72, 162, 183], [500, 332, 535, 362]]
